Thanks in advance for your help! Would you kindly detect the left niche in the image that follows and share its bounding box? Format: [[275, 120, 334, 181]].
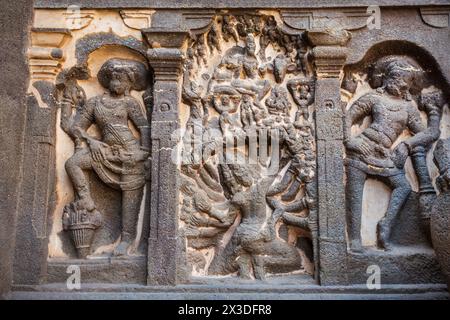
[[31, 9, 153, 284]]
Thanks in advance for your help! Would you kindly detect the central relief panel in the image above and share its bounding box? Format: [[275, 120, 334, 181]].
[[177, 12, 317, 280]]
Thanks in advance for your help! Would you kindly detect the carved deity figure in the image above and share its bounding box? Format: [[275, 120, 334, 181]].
[[263, 86, 292, 129], [268, 122, 316, 203], [63, 58, 150, 257], [240, 93, 264, 129], [207, 24, 222, 54], [344, 56, 428, 252], [209, 34, 270, 100], [221, 15, 239, 43], [217, 162, 302, 280], [287, 78, 315, 121]]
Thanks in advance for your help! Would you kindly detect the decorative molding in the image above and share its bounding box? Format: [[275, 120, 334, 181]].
[[28, 28, 71, 82], [142, 28, 189, 49], [63, 10, 95, 30], [281, 9, 371, 32], [182, 10, 216, 34], [420, 7, 450, 28], [120, 9, 155, 30], [307, 29, 351, 78]]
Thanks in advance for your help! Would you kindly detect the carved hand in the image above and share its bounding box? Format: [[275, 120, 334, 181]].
[[392, 142, 409, 168], [345, 138, 372, 157], [88, 139, 108, 162]]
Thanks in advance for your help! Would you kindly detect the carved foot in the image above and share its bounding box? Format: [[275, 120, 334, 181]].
[[349, 239, 364, 253], [377, 219, 393, 251], [113, 241, 130, 257], [253, 256, 266, 281], [237, 255, 253, 280], [76, 195, 96, 212]]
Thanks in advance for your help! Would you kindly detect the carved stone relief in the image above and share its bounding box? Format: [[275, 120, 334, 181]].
[[11, 4, 450, 294], [60, 58, 150, 258], [179, 12, 317, 280], [343, 54, 448, 254]]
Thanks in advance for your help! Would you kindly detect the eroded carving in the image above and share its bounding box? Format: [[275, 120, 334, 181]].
[[180, 12, 316, 280], [431, 137, 450, 289], [60, 58, 150, 258], [344, 55, 446, 252]]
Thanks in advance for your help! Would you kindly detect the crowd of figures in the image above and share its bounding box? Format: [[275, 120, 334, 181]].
[[52, 11, 450, 284], [179, 14, 317, 279]]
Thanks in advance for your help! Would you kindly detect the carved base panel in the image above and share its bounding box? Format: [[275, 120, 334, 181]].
[[47, 257, 147, 284], [3, 1, 450, 299]]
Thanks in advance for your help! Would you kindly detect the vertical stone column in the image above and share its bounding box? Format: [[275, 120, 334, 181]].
[[0, 0, 34, 296], [143, 30, 188, 285], [307, 29, 351, 285], [13, 28, 70, 285]]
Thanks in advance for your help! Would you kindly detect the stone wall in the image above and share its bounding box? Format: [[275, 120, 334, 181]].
[[2, 0, 450, 298], [0, 0, 34, 297]]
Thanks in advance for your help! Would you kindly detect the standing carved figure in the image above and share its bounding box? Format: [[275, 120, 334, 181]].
[[240, 93, 263, 129], [221, 15, 238, 43], [287, 78, 315, 122], [344, 56, 427, 252], [63, 58, 150, 257], [207, 24, 222, 54]]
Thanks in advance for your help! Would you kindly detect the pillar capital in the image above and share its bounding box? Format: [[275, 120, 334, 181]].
[[306, 28, 351, 78]]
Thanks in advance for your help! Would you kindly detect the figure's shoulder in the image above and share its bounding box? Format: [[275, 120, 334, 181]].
[[359, 91, 382, 100], [85, 95, 102, 106], [124, 95, 142, 108], [354, 91, 382, 105]]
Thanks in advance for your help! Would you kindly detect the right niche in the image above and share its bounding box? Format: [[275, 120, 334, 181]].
[[341, 42, 450, 284]]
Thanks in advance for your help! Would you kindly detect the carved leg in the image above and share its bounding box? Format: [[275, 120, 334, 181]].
[[252, 255, 266, 281], [345, 165, 366, 252], [237, 253, 253, 279], [257, 239, 302, 275], [114, 183, 144, 257], [377, 173, 411, 250], [281, 177, 302, 202], [65, 149, 95, 211]]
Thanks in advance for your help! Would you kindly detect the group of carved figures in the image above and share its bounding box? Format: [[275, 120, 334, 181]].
[[180, 14, 318, 280], [55, 13, 449, 283]]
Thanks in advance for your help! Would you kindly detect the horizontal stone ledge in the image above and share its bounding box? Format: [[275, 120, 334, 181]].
[[35, 0, 450, 9], [10, 281, 449, 296]]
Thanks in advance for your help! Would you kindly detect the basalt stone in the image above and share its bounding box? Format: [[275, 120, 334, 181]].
[[2, 0, 450, 300]]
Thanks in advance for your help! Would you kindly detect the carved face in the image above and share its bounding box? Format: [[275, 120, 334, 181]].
[[385, 73, 410, 97], [242, 94, 251, 103], [221, 95, 230, 106], [109, 69, 131, 96], [246, 36, 256, 56]]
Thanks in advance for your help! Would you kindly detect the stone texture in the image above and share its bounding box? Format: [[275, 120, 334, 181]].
[[0, 0, 34, 297], [1, 0, 450, 300]]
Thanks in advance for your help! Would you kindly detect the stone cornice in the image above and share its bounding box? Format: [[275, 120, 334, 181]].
[[34, 0, 450, 9]]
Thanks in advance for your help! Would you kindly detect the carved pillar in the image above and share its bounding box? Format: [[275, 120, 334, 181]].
[[0, 0, 34, 296], [13, 28, 70, 285], [143, 29, 188, 285], [307, 29, 351, 285]]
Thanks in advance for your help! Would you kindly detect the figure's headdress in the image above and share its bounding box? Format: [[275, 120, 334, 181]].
[[97, 58, 148, 91], [369, 55, 425, 96]]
